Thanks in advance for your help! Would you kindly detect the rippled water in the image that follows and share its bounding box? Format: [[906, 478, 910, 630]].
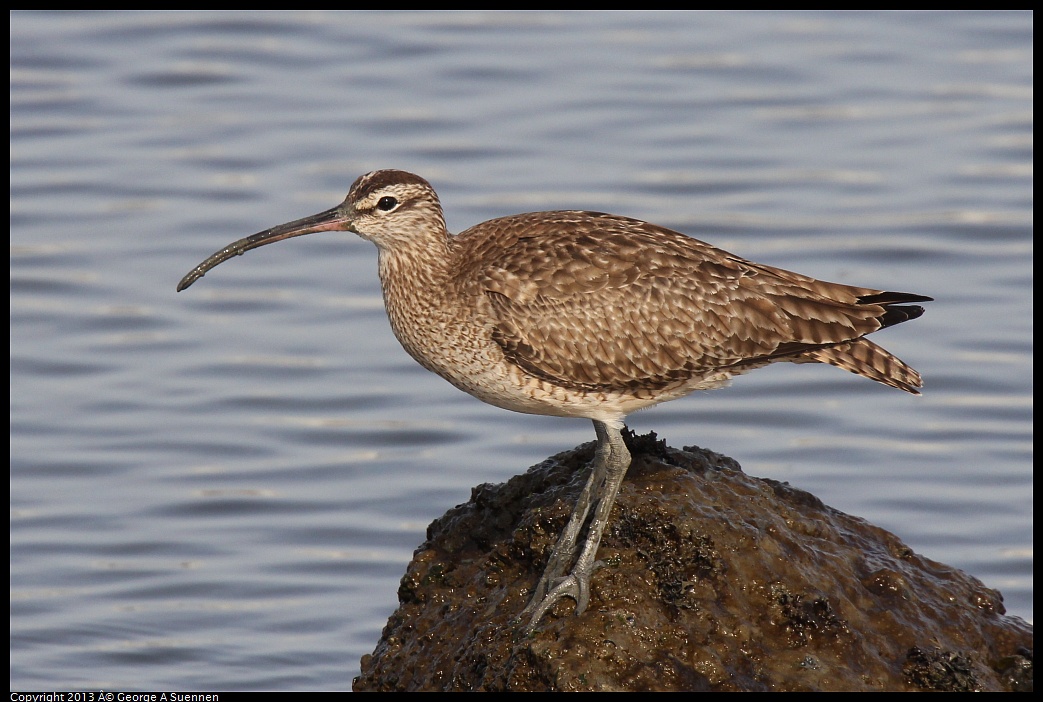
[[11, 10, 1032, 691]]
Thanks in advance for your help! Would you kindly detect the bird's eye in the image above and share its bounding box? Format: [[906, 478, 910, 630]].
[[376, 196, 398, 212]]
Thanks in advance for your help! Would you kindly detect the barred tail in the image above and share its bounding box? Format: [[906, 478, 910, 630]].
[[804, 339, 923, 395]]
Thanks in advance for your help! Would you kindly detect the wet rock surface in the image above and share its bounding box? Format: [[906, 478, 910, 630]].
[[353, 431, 1032, 691]]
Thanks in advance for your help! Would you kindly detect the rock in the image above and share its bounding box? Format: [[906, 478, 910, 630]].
[[353, 431, 1032, 692]]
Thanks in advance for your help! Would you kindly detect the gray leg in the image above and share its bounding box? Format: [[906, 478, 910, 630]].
[[520, 420, 631, 631]]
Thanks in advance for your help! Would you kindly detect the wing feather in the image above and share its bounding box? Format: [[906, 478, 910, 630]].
[[451, 211, 926, 394]]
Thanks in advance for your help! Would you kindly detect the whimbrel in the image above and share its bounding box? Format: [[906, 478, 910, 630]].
[[178, 169, 931, 631]]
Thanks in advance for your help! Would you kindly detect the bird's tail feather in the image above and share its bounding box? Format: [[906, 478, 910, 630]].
[[803, 338, 923, 394]]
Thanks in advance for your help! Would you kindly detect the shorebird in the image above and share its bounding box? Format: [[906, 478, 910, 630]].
[[178, 169, 931, 631]]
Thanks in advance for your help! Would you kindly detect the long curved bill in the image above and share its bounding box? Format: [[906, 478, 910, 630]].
[[177, 205, 354, 292]]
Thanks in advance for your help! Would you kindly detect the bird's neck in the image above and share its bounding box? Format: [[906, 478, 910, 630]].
[[376, 231, 469, 377], [376, 226, 452, 294], [376, 226, 455, 333]]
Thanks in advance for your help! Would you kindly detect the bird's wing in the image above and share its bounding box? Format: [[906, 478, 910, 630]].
[[458, 212, 915, 393]]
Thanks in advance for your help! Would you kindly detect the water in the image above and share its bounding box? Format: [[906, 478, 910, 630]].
[[10, 10, 1032, 691]]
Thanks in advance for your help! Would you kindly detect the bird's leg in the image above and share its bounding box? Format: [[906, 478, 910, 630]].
[[523, 423, 614, 604], [520, 420, 631, 631]]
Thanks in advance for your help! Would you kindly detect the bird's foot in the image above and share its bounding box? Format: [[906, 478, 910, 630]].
[[520, 559, 605, 633]]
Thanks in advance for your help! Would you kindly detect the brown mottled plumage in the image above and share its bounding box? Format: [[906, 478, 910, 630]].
[[178, 169, 931, 631]]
